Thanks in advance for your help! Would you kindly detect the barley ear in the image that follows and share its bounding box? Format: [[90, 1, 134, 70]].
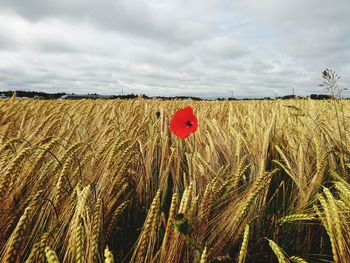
[[267, 239, 289, 263], [290, 255, 309, 263], [200, 246, 208, 263], [75, 223, 85, 263], [45, 247, 60, 263], [90, 198, 103, 263], [238, 224, 250, 263], [3, 206, 33, 263], [104, 246, 114, 263]]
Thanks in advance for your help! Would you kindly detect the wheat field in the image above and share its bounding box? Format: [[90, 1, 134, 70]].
[[0, 98, 349, 263]]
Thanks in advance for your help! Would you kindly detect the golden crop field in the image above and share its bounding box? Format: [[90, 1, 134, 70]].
[[0, 98, 349, 263]]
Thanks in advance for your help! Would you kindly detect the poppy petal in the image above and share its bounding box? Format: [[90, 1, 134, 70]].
[[169, 106, 198, 138]]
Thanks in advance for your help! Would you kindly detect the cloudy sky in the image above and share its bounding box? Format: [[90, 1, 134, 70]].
[[0, 0, 349, 98]]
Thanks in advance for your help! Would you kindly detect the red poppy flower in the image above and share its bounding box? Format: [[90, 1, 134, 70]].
[[170, 106, 198, 138]]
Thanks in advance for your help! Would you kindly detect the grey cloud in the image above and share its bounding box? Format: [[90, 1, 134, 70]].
[[241, 0, 350, 59], [0, 0, 209, 45], [196, 37, 250, 61], [0, 0, 349, 98]]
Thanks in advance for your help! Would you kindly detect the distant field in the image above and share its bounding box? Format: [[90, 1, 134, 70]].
[[0, 99, 349, 263]]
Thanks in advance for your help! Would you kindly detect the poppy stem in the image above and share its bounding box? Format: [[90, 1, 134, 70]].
[[192, 133, 196, 155], [191, 133, 196, 171]]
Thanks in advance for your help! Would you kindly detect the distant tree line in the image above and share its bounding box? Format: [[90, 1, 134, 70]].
[[0, 90, 66, 99], [0, 90, 341, 101]]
